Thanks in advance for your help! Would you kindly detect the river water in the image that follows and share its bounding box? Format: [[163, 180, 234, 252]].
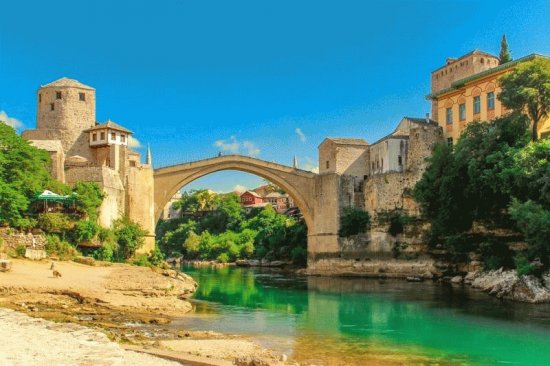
[[174, 265, 550, 365]]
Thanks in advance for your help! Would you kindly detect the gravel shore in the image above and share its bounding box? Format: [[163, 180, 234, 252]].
[[0, 308, 183, 366]]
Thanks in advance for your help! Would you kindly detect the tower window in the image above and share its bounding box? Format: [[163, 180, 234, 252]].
[[56, 91, 62, 99], [100, 132, 105, 140], [473, 96, 481, 114], [130, 161, 136, 167], [121, 134, 125, 143], [79, 92, 86, 101], [487, 92, 495, 110], [50, 103, 55, 111], [326, 161, 329, 169], [111, 132, 116, 140], [39, 93, 42, 103], [398, 156, 402, 165], [92, 133, 97, 142], [459, 103, 466, 121], [446, 107, 453, 124]]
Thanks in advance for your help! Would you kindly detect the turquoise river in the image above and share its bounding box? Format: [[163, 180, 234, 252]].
[[174, 265, 550, 365]]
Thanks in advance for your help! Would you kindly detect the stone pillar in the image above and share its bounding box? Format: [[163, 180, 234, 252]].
[[126, 166, 155, 254], [307, 174, 341, 267]]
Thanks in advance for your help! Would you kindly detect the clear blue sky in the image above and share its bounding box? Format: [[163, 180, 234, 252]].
[[1, 0, 549, 192]]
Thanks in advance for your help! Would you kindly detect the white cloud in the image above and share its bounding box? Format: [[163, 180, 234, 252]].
[[213, 136, 261, 157], [295, 127, 306, 142], [128, 136, 141, 148], [0, 111, 23, 129], [302, 156, 319, 173], [214, 136, 240, 154], [233, 184, 247, 193], [243, 141, 260, 157]]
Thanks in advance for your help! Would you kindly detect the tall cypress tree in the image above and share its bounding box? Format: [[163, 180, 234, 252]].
[[499, 34, 512, 65]]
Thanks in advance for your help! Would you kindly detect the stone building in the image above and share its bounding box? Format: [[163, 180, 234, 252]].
[[427, 51, 550, 143], [318, 117, 442, 217], [22, 77, 155, 252]]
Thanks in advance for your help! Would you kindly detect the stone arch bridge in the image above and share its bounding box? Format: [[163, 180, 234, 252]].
[[153, 155, 341, 262]]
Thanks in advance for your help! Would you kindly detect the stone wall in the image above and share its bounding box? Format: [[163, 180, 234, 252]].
[[364, 171, 420, 216], [65, 166, 125, 228], [0, 228, 46, 250], [307, 221, 435, 278], [126, 165, 155, 253]]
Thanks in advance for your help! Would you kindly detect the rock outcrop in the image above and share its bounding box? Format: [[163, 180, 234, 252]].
[[471, 269, 550, 303]]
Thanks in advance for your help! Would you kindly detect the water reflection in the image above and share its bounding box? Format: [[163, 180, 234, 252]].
[[177, 265, 550, 365]]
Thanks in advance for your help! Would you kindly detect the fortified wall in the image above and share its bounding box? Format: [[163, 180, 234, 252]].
[[307, 117, 443, 276], [21, 78, 155, 252]]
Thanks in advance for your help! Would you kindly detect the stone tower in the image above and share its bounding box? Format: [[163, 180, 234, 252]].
[[35, 77, 96, 158]]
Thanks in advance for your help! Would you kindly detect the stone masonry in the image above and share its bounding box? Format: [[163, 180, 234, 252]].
[[21, 78, 155, 253]]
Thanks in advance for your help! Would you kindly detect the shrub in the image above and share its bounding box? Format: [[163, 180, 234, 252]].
[[15, 244, 26, 257], [514, 254, 535, 276], [93, 241, 117, 262], [479, 239, 514, 270], [37, 213, 72, 234], [148, 245, 165, 266], [45, 235, 79, 260], [509, 200, 550, 268], [73, 182, 104, 220], [132, 254, 151, 267], [72, 220, 100, 243], [217, 253, 229, 263], [338, 208, 370, 237], [114, 217, 147, 259], [387, 211, 412, 236]]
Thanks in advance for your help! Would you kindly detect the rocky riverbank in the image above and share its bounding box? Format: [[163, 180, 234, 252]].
[[467, 269, 550, 303], [0, 259, 285, 366]]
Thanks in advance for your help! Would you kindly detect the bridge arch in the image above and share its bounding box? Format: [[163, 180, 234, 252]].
[[153, 155, 317, 230]]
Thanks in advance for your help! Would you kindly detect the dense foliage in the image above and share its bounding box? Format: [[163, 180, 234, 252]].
[[414, 59, 550, 274], [338, 207, 370, 237], [498, 58, 550, 140], [0, 123, 64, 229], [157, 189, 307, 265]]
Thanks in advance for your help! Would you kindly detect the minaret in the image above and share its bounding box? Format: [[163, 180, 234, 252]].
[[146, 144, 152, 166], [293, 155, 298, 169]]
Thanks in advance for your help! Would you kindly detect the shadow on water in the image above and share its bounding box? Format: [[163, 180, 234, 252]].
[[174, 265, 550, 365]]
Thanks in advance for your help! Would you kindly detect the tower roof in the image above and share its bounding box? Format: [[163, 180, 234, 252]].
[[41, 77, 95, 90], [83, 120, 133, 134]]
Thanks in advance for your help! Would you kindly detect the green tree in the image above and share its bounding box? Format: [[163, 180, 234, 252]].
[[174, 189, 220, 214], [499, 34, 512, 65], [509, 199, 550, 268], [114, 217, 147, 259], [73, 181, 105, 220], [0, 123, 60, 227], [415, 114, 530, 241], [498, 58, 550, 141]]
